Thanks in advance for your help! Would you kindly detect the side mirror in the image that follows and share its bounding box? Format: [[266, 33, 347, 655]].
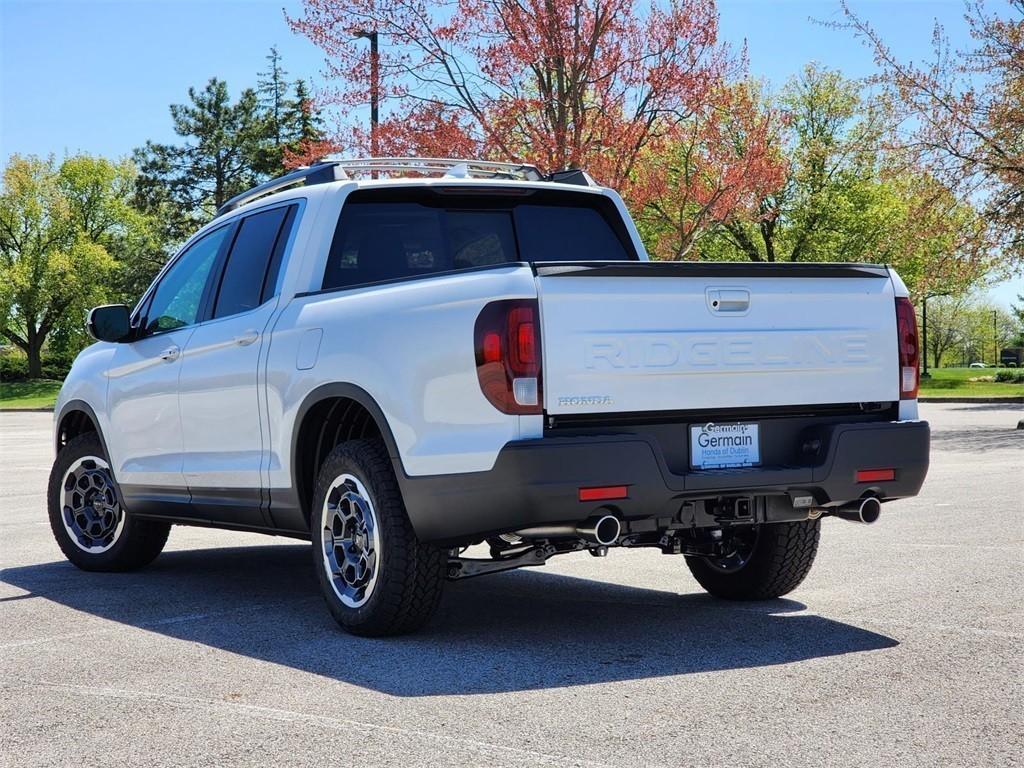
[[87, 304, 132, 343]]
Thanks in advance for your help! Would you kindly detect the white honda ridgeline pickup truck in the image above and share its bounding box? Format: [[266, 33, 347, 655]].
[[50, 157, 929, 636]]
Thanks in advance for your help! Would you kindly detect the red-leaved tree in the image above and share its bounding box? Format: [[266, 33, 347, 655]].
[[633, 81, 788, 259], [288, 0, 786, 240]]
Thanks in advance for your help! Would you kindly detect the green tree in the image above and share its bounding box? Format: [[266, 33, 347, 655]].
[[713, 64, 888, 263], [256, 46, 291, 174], [134, 78, 269, 239], [0, 155, 154, 377], [922, 295, 969, 369], [285, 80, 325, 147], [956, 303, 1018, 366], [1009, 294, 1024, 346], [703, 64, 993, 298], [259, 46, 289, 148]]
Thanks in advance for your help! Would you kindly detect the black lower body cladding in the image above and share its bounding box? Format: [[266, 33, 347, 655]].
[[397, 419, 930, 544]]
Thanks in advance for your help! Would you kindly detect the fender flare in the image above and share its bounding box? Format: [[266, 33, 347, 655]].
[[289, 382, 405, 503], [53, 399, 129, 510], [54, 399, 109, 459]]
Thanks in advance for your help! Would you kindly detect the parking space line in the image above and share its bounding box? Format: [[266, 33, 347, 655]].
[[6, 677, 628, 768], [0, 597, 321, 650]]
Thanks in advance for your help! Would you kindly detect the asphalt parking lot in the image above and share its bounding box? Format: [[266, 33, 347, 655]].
[[1, 403, 1021, 768]]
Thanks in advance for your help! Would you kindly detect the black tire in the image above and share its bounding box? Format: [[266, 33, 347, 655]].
[[685, 520, 820, 600], [47, 432, 170, 572], [312, 439, 445, 637]]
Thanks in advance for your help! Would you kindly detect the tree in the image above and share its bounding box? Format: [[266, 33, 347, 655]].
[[0, 155, 154, 377], [955, 302, 1018, 364], [922, 295, 970, 368], [712, 64, 888, 263], [1009, 293, 1024, 344], [281, 79, 333, 167], [288, 0, 761, 202], [257, 46, 322, 174], [134, 78, 269, 239], [633, 81, 788, 259], [259, 46, 290, 150], [700, 64, 994, 297], [838, 0, 1024, 269]]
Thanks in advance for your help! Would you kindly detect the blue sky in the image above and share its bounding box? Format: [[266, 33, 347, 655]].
[[1, 0, 1020, 305]]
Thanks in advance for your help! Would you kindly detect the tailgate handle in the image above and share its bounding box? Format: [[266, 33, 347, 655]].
[[707, 288, 750, 314]]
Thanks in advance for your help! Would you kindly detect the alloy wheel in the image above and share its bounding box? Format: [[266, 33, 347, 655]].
[[320, 474, 381, 608], [60, 456, 125, 553]]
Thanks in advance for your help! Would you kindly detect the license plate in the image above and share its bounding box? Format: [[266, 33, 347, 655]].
[[690, 422, 760, 469]]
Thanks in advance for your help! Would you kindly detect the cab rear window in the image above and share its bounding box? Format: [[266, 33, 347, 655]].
[[321, 188, 637, 291]]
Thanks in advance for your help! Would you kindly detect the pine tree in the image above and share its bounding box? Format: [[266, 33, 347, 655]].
[[258, 46, 289, 152], [134, 78, 270, 238], [284, 79, 325, 148]]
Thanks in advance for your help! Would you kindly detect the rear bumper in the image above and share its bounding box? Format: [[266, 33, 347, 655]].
[[398, 420, 930, 544]]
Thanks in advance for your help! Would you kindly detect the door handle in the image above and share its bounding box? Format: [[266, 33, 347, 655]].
[[160, 345, 180, 363], [707, 288, 751, 314], [234, 329, 259, 347]]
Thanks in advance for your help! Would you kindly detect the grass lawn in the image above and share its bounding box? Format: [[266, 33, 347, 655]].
[[0, 368, 1019, 410], [919, 367, 1024, 398], [0, 379, 63, 409]]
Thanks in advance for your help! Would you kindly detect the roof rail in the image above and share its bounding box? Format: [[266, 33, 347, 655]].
[[326, 156, 545, 181], [216, 156, 595, 216], [216, 162, 348, 216]]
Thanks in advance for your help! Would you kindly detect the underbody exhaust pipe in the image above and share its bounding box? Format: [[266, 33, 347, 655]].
[[515, 513, 622, 546], [576, 514, 622, 546], [834, 497, 882, 525]]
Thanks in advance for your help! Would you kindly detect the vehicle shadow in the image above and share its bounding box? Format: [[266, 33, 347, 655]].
[[2, 544, 898, 697]]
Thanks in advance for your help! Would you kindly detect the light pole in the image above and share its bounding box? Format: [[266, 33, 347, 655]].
[[353, 29, 380, 158], [993, 310, 999, 367]]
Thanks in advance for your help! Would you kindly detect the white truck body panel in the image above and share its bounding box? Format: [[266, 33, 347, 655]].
[[537, 273, 900, 416], [55, 173, 916, 492], [264, 265, 542, 482]]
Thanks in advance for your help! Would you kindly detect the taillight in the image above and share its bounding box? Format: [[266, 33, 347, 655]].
[[474, 299, 542, 414], [895, 297, 920, 400]]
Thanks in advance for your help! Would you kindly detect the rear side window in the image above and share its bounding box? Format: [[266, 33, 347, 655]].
[[212, 205, 296, 319], [515, 205, 630, 262], [321, 189, 635, 291]]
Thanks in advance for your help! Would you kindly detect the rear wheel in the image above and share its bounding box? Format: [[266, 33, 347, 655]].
[[47, 433, 170, 571], [685, 520, 820, 600], [312, 439, 445, 636]]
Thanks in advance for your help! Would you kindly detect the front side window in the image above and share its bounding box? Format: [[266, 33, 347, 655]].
[[145, 226, 231, 334]]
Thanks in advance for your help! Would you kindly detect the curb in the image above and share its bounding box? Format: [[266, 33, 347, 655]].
[[0, 407, 55, 413], [919, 397, 1024, 404]]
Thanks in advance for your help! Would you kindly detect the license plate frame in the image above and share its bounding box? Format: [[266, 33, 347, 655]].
[[689, 422, 761, 469]]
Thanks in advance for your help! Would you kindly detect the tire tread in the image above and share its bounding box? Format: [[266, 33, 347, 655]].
[[686, 519, 821, 600], [313, 439, 444, 636], [47, 433, 170, 572]]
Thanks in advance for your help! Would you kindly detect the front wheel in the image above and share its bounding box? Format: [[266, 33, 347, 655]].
[[47, 433, 170, 571], [685, 520, 821, 600], [312, 439, 445, 636]]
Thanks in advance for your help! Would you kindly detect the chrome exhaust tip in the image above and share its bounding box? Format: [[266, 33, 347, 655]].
[[577, 514, 621, 546], [835, 497, 882, 524]]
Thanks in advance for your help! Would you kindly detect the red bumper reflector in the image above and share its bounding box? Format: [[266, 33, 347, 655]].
[[856, 469, 895, 483], [578, 485, 628, 502]]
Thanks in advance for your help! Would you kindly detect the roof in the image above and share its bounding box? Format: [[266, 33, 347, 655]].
[[215, 157, 601, 217]]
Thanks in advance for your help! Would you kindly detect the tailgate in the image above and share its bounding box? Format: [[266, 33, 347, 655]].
[[536, 262, 900, 416]]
